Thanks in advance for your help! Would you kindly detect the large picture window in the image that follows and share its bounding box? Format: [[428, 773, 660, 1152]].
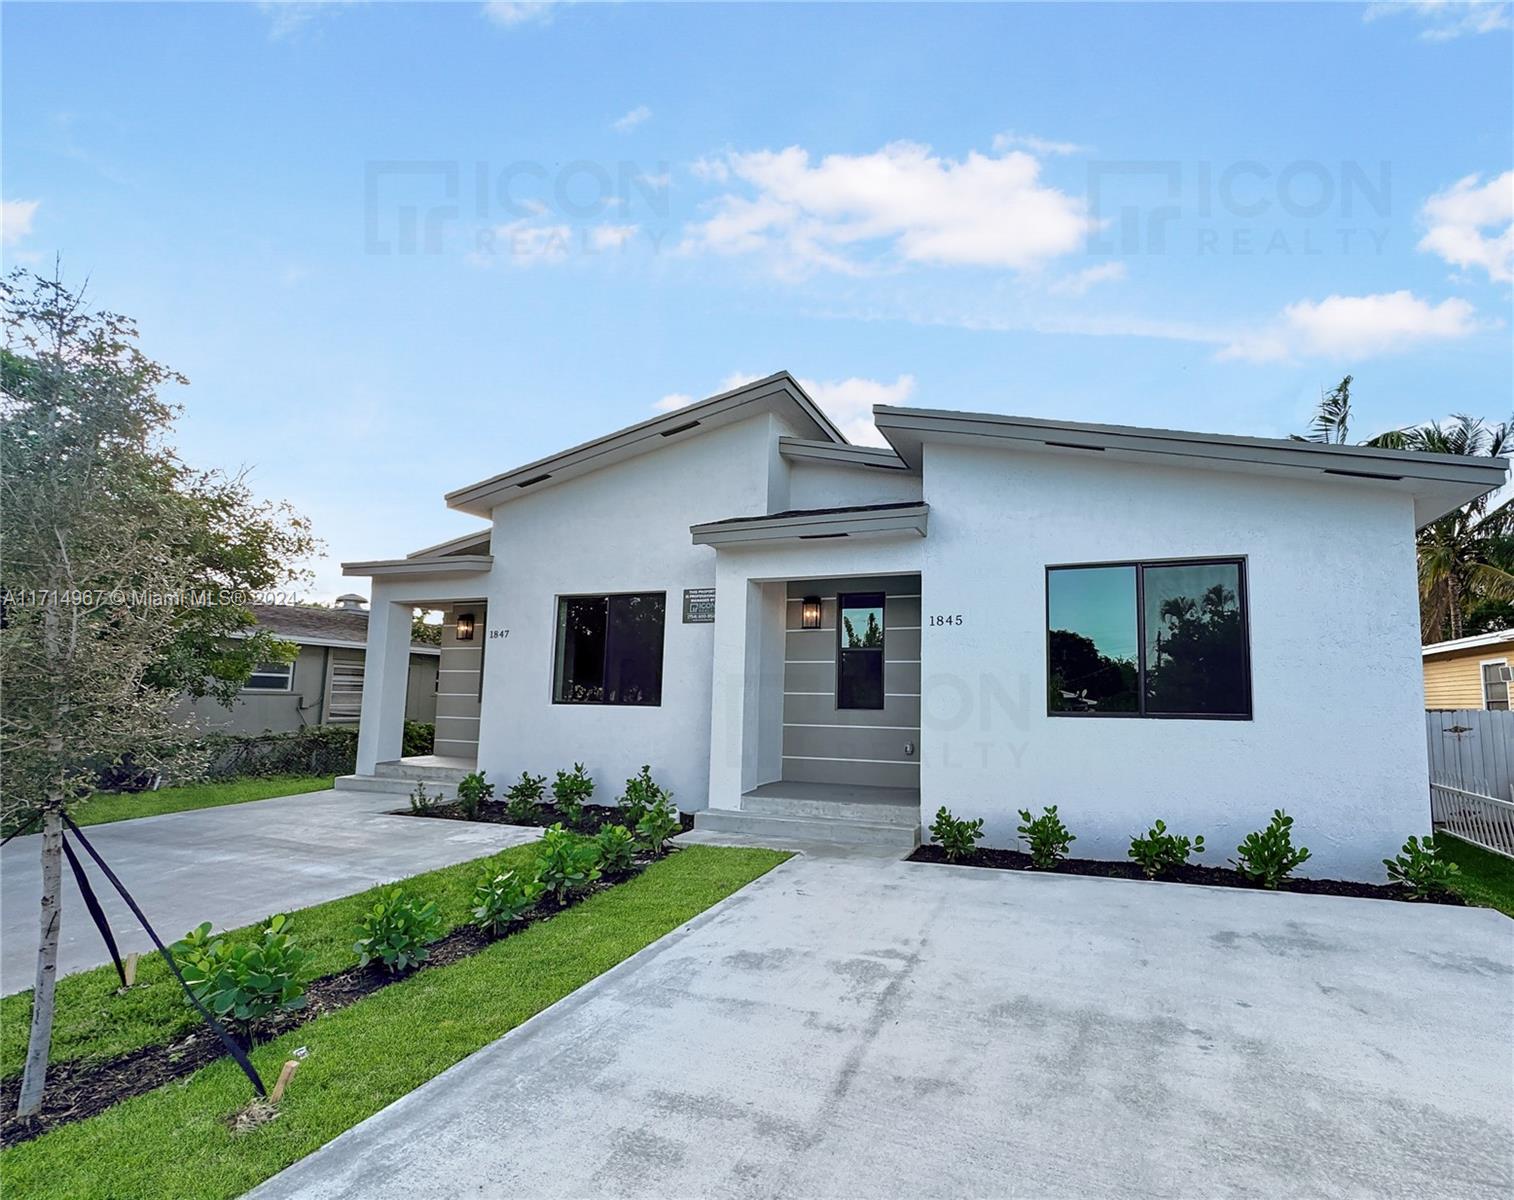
[[837, 592, 885, 709], [552, 592, 666, 705], [1047, 558, 1250, 719]]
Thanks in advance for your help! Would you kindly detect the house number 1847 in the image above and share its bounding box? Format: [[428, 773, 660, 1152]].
[[929, 614, 964, 627]]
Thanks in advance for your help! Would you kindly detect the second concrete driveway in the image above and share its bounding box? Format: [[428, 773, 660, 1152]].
[[251, 852, 1514, 1200], [0, 789, 537, 994]]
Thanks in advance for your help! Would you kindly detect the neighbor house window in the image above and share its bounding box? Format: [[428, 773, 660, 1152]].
[[552, 592, 666, 705], [242, 661, 294, 693], [1047, 558, 1250, 719], [1481, 660, 1510, 710], [838, 592, 885, 709]]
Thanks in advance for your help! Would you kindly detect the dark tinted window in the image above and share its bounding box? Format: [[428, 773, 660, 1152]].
[[1143, 562, 1247, 716], [553, 593, 665, 706], [1047, 559, 1250, 719], [1047, 566, 1139, 713], [838, 593, 884, 709]]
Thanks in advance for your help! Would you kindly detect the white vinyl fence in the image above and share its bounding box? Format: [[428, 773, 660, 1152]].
[[1426, 709, 1514, 858]]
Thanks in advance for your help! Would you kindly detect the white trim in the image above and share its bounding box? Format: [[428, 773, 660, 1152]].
[[241, 661, 295, 694], [1479, 657, 1511, 710], [1423, 630, 1514, 657], [782, 754, 918, 765]]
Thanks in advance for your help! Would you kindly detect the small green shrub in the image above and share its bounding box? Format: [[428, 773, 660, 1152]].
[[455, 770, 494, 820], [552, 762, 595, 826], [1128, 820, 1205, 879], [1017, 805, 1075, 869], [619, 764, 666, 828], [401, 720, 435, 758], [470, 868, 544, 935], [408, 781, 438, 815], [634, 794, 680, 855], [533, 823, 602, 904], [930, 806, 985, 863], [595, 823, 638, 874], [1231, 809, 1311, 889], [171, 913, 307, 1035], [353, 888, 444, 973], [1384, 834, 1461, 899], [504, 771, 546, 823]]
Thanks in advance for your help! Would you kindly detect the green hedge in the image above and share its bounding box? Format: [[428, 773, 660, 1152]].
[[200, 722, 434, 780]]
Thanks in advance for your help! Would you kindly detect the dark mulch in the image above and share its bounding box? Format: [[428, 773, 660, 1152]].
[[399, 799, 695, 836], [0, 857, 661, 1149], [907, 844, 1466, 905]]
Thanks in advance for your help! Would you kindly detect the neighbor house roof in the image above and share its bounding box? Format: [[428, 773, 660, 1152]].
[[444, 372, 848, 518], [873, 405, 1509, 529], [1421, 630, 1514, 658], [247, 604, 440, 655]]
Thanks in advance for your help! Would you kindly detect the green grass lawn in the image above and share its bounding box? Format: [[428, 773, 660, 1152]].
[[1, 844, 788, 1200], [1440, 833, 1514, 918], [0, 841, 545, 1076], [69, 775, 334, 828]]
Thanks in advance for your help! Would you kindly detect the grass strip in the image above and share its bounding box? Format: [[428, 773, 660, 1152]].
[[1, 842, 543, 1076], [1440, 832, 1514, 917], [0, 845, 788, 1200], [71, 776, 335, 828]]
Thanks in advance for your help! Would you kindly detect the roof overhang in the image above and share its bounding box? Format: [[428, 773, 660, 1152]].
[[691, 502, 929, 547], [406, 528, 492, 559], [446, 372, 847, 518], [341, 554, 494, 578], [1422, 630, 1514, 658], [874, 405, 1508, 529], [778, 437, 911, 472]]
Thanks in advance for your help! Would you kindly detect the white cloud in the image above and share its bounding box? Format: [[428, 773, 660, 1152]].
[[612, 105, 651, 134], [482, 1, 559, 28], [589, 223, 638, 250], [1418, 170, 1514, 283], [2, 199, 39, 246], [1047, 261, 1127, 297], [681, 140, 1097, 276], [1220, 291, 1482, 363], [1364, 2, 1511, 40], [651, 371, 913, 446], [992, 131, 1090, 157]]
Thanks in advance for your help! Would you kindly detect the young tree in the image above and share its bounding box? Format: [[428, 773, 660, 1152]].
[[1, 267, 312, 1116]]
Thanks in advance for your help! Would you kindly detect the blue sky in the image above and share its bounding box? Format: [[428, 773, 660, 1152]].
[[4, 1, 1511, 598]]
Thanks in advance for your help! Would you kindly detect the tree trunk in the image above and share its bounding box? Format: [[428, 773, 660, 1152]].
[[16, 807, 64, 1117]]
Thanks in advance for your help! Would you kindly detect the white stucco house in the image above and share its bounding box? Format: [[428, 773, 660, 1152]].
[[337, 372, 1506, 881]]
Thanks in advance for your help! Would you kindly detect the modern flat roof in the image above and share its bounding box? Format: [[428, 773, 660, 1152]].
[[691, 501, 929, 546], [874, 405, 1508, 528]]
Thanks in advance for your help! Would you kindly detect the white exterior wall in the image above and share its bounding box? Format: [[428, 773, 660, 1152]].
[[787, 462, 922, 510], [917, 441, 1428, 882], [477, 413, 794, 808]]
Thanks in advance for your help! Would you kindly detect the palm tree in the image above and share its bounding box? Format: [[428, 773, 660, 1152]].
[[1297, 382, 1514, 641]]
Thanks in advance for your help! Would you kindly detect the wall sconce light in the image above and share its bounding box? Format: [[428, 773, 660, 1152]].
[[801, 596, 823, 630], [456, 612, 475, 641]]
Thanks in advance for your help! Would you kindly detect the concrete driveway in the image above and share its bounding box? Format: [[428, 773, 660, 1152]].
[[0, 789, 537, 994], [250, 852, 1514, 1200]]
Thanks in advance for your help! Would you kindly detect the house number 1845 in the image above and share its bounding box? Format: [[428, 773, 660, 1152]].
[[929, 614, 964, 627]]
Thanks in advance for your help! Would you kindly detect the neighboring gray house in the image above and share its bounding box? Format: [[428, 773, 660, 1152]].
[[177, 595, 439, 736]]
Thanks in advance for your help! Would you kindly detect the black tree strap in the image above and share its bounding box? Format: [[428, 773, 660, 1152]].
[[60, 835, 128, 990], [60, 814, 267, 1097]]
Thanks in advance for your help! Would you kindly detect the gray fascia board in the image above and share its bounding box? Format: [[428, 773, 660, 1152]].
[[341, 554, 494, 577], [406, 528, 493, 559], [691, 504, 929, 546], [778, 437, 911, 471], [445, 372, 847, 516]]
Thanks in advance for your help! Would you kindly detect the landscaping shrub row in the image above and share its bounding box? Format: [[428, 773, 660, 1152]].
[[0, 788, 678, 1149], [914, 805, 1467, 904], [406, 762, 692, 837], [197, 722, 430, 781]]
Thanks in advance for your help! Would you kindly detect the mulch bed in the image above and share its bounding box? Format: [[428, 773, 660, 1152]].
[[0, 853, 668, 1149], [400, 799, 695, 836], [907, 844, 1466, 904]]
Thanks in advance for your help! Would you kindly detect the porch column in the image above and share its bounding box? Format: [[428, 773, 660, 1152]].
[[355, 594, 413, 775], [707, 572, 785, 809]]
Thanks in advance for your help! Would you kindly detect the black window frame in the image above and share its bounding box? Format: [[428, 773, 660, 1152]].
[[550, 590, 667, 707], [1045, 556, 1252, 721], [836, 591, 886, 711]]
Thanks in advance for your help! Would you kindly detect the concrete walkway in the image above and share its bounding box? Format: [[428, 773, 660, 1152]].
[[0, 789, 538, 994], [250, 853, 1514, 1200]]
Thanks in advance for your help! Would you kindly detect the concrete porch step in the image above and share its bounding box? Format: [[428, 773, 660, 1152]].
[[693, 808, 920, 849], [334, 774, 458, 801], [740, 791, 919, 828], [373, 757, 475, 785]]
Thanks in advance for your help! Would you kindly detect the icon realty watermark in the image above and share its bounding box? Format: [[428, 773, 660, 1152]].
[[363, 159, 672, 258], [1087, 159, 1393, 257]]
